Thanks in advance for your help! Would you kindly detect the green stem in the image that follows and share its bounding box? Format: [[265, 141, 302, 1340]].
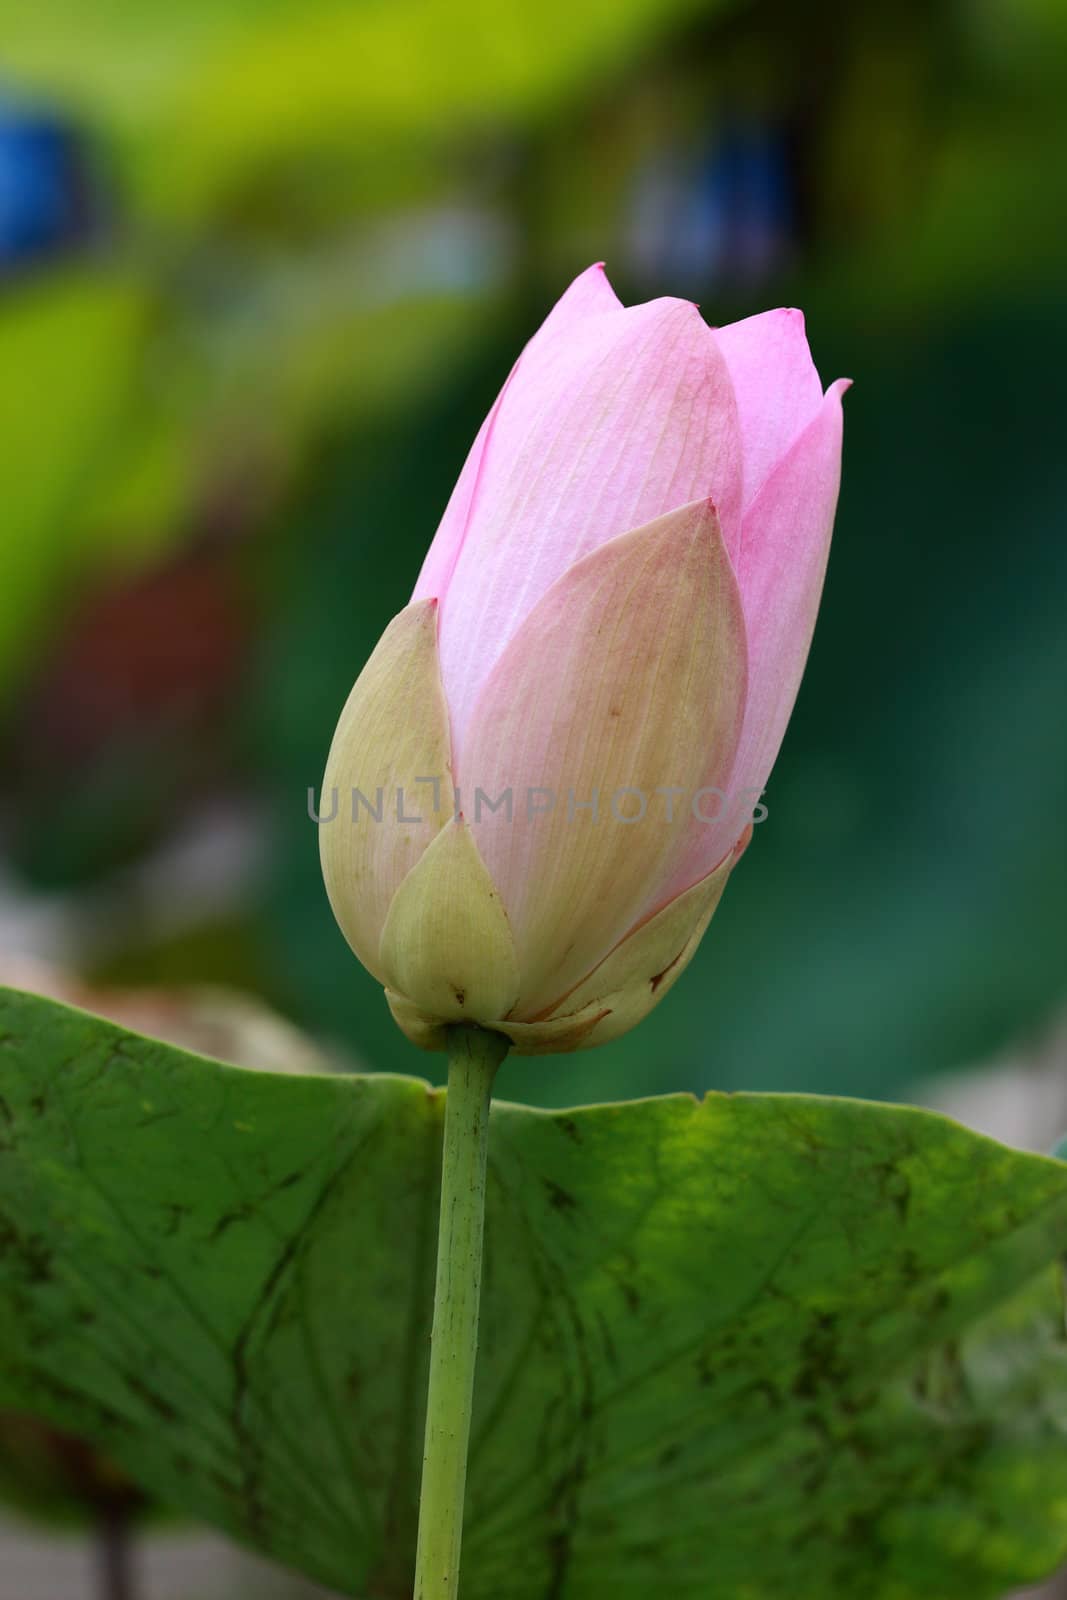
[[414, 1023, 509, 1600]]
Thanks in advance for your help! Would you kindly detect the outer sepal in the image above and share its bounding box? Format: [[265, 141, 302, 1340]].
[[319, 599, 452, 983], [385, 848, 738, 1056], [503, 851, 735, 1053], [379, 817, 520, 1024]]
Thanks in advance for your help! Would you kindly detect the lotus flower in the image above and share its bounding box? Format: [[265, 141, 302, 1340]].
[[320, 264, 848, 1053]]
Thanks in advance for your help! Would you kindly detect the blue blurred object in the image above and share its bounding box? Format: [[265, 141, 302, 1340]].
[[705, 117, 794, 280], [0, 92, 95, 271], [628, 116, 796, 290]]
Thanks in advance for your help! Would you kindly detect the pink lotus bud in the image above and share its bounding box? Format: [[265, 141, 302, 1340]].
[[320, 264, 848, 1054]]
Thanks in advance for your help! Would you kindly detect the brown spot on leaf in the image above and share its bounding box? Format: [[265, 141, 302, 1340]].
[[543, 1178, 578, 1216]]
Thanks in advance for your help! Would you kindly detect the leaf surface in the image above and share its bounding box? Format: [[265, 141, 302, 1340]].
[[1, 985, 1066, 1597]]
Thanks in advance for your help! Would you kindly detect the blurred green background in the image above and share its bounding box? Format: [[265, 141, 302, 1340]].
[[1, 0, 1065, 1122]]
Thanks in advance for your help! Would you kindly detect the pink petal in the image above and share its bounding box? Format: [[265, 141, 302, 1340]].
[[458, 499, 746, 1019], [734, 379, 849, 782], [649, 378, 849, 906], [437, 297, 742, 754], [411, 399, 503, 609], [716, 308, 824, 513], [528, 260, 623, 342], [411, 264, 621, 609]]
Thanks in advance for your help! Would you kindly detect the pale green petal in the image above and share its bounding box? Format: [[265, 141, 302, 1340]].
[[379, 817, 520, 1024], [319, 599, 451, 982]]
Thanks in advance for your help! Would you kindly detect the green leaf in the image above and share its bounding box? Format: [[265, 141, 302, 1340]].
[[1, 984, 1066, 1598], [0, 0, 731, 221]]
